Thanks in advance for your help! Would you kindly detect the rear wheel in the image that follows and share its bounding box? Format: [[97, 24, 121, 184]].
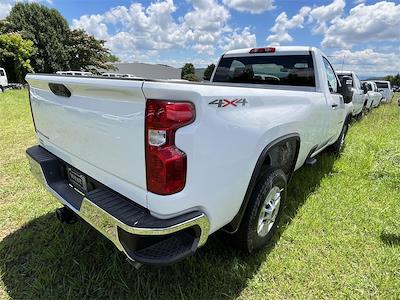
[[231, 168, 287, 253]]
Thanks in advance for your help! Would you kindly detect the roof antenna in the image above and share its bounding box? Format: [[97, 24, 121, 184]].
[[341, 53, 346, 72]]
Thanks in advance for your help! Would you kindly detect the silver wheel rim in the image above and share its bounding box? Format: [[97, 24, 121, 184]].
[[257, 186, 282, 237]]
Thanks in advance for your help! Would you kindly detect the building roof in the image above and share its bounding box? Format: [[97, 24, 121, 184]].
[[104, 63, 180, 80]]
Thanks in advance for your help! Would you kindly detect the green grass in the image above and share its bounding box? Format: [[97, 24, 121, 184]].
[[1, 89, 400, 299]]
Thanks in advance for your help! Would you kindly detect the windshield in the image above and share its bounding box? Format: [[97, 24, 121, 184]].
[[376, 82, 389, 89], [213, 55, 315, 87]]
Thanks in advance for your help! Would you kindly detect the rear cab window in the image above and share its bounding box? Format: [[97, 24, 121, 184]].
[[213, 55, 315, 87], [376, 82, 389, 89]]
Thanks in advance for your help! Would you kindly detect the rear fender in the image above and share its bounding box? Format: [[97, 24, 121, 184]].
[[223, 133, 300, 233]]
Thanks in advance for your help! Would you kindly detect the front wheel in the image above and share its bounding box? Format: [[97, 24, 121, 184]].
[[328, 122, 348, 156], [231, 168, 287, 253]]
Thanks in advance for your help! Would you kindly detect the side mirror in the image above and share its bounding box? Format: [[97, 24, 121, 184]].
[[362, 83, 368, 94], [339, 75, 353, 103]]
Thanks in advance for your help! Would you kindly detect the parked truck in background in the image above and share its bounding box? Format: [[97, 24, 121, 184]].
[[337, 71, 366, 118], [0, 68, 8, 92], [26, 46, 354, 266], [374, 80, 393, 102], [362, 81, 382, 108]]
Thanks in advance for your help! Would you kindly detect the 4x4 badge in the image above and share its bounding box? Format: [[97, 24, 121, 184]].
[[209, 98, 247, 107]]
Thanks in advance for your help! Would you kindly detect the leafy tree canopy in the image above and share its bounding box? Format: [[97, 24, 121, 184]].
[[182, 73, 198, 81], [181, 63, 195, 79], [0, 33, 34, 82], [67, 29, 116, 72], [2, 3, 117, 77], [385, 73, 400, 86], [5, 3, 70, 73], [203, 64, 215, 81]]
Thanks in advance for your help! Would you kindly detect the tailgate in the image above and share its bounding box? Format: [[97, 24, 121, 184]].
[[26, 75, 147, 206]]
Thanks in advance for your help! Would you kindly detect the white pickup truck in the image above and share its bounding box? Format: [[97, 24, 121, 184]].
[[26, 46, 354, 266], [337, 71, 366, 118], [362, 81, 382, 108], [374, 80, 393, 103], [0, 67, 8, 92]]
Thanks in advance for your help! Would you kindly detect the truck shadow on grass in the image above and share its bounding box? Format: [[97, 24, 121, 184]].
[[0, 154, 335, 299]]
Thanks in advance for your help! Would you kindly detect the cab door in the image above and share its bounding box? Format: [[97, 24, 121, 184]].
[[352, 74, 364, 114], [322, 57, 345, 142]]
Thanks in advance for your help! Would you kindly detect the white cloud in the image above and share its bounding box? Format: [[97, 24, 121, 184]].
[[266, 6, 311, 45], [330, 48, 400, 77], [220, 27, 257, 51], [223, 0, 275, 14], [266, 0, 346, 45], [72, 14, 109, 40], [0, 2, 13, 19], [322, 1, 400, 48], [309, 0, 345, 33], [71, 0, 259, 61]]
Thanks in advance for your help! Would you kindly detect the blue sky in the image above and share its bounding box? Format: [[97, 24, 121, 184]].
[[1, 0, 399, 77]]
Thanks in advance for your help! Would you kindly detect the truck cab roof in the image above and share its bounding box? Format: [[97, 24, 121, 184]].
[[224, 46, 315, 57]]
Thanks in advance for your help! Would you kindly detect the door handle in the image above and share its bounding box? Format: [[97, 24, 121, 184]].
[[332, 104, 338, 109]]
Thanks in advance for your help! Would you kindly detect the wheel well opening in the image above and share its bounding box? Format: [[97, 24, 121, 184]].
[[223, 136, 300, 234], [261, 139, 299, 178]]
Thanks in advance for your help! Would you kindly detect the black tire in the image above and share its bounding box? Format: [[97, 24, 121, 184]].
[[355, 110, 363, 121], [328, 121, 348, 156], [231, 168, 287, 253]]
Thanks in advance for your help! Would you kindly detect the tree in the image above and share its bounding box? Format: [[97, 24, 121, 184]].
[[385, 73, 400, 86], [67, 29, 117, 72], [107, 54, 120, 63], [3, 3, 117, 74], [203, 64, 215, 81], [181, 63, 195, 79], [182, 73, 198, 81], [5, 3, 70, 73], [0, 33, 34, 82]]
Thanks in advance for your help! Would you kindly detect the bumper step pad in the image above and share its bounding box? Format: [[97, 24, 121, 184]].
[[26, 145, 208, 265]]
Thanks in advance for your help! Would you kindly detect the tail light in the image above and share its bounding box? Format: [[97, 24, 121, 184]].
[[250, 47, 276, 54], [145, 99, 195, 195], [28, 86, 37, 132]]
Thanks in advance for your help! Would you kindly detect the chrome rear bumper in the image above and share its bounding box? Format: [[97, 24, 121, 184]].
[[26, 145, 209, 265]]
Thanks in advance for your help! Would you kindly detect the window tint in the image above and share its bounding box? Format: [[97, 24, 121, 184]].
[[323, 57, 338, 93], [376, 82, 389, 88], [0, 70, 4, 76], [213, 55, 315, 87]]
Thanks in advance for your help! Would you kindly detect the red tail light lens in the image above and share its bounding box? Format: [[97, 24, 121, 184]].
[[145, 100, 195, 195], [249, 47, 276, 54], [28, 86, 37, 132]]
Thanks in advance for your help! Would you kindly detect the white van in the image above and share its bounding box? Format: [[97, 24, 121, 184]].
[[0, 68, 8, 92], [374, 81, 393, 102]]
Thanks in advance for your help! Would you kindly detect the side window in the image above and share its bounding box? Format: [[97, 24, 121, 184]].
[[323, 57, 338, 93], [0, 70, 4, 76]]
